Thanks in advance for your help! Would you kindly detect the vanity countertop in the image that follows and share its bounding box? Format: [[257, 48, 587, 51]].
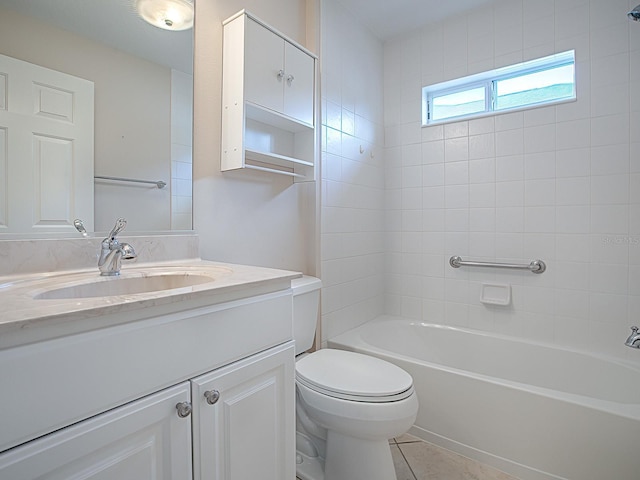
[[0, 259, 300, 346]]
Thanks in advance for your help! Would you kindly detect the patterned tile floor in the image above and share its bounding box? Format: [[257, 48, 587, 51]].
[[297, 434, 519, 480]]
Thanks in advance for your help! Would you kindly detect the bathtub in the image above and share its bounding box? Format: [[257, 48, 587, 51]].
[[328, 315, 640, 480]]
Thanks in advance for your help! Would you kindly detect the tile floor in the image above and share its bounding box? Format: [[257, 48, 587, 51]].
[[390, 434, 519, 480], [297, 434, 519, 480]]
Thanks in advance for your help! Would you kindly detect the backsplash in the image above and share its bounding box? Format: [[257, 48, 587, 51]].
[[0, 234, 199, 277]]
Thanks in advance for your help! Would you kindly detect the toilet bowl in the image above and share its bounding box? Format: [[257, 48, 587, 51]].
[[292, 276, 419, 480]]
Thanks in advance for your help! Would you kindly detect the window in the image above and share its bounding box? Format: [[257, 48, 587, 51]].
[[423, 50, 575, 125]]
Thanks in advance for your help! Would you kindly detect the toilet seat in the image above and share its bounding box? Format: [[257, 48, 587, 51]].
[[295, 349, 414, 403]]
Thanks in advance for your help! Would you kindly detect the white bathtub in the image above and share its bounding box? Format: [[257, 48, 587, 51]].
[[328, 315, 640, 480]]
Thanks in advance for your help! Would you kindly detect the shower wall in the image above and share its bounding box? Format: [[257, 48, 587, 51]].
[[319, 0, 386, 344], [383, 0, 640, 362]]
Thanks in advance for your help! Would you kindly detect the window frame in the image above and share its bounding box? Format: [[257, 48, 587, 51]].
[[422, 50, 576, 126]]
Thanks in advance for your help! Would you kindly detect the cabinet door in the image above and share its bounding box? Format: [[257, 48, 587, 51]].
[[244, 18, 284, 114], [0, 383, 192, 479], [283, 42, 315, 126], [192, 342, 295, 480]]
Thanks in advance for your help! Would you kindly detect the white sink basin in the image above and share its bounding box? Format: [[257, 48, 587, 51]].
[[33, 272, 219, 300]]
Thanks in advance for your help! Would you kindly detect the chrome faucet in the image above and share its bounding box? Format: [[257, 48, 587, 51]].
[[98, 218, 137, 276], [625, 326, 640, 349], [73, 218, 88, 237]]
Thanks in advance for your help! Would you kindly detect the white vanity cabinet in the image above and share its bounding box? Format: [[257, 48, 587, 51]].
[[221, 10, 316, 180], [0, 279, 297, 480], [0, 344, 295, 480]]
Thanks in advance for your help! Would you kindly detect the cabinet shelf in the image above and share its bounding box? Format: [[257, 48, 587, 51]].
[[246, 102, 313, 133], [245, 164, 306, 178], [245, 148, 314, 168]]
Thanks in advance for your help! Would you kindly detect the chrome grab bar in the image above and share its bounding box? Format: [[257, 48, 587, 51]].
[[94, 175, 166, 189], [449, 256, 546, 274]]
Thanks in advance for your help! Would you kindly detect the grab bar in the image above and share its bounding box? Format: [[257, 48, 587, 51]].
[[94, 175, 167, 189], [449, 256, 546, 274]]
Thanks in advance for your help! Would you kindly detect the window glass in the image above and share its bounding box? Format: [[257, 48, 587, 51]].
[[431, 87, 485, 122], [423, 51, 575, 125], [494, 63, 575, 111]]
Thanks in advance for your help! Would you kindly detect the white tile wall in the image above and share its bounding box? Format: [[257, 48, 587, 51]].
[[320, 0, 385, 343], [382, 0, 640, 363], [170, 70, 193, 230]]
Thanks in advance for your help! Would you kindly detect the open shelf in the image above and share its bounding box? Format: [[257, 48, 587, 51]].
[[245, 102, 313, 133], [245, 148, 314, 168]]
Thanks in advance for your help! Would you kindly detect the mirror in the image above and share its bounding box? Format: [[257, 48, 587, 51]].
[[0, 0, 193, 236]]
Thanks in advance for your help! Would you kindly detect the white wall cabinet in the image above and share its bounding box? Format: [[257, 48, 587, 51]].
[[221, 10, 316, 180]]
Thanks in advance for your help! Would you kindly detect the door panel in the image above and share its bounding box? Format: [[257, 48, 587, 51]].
[[244, 18, 284, 114], [0, 383, 193, 480], [33, 134, 74, 225], [283, 43, 314, 126], [0, 53, 94, 234], [0, 72, 6, 110], [0, 127, 6, 226], [33, 82, 75, 122], [192, 342, 295, 480]]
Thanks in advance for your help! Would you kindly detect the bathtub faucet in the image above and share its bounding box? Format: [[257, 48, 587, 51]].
[[625, 326, 640, 349]]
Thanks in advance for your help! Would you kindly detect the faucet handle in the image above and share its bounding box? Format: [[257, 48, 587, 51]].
[[107, 218, 127, 240], [73, 219, 88, 237], [631, 326, 639, 334]]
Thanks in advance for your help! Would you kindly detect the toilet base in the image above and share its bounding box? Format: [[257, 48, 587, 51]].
[[296, 451, 325, 480], [324, 431, 397, 480]]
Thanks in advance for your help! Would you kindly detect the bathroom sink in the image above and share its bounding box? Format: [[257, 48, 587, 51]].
[[33, 273, 218, 300]]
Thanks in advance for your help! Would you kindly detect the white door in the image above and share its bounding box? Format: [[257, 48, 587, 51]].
[[244, 18, 284, 114], [0, 53, 94, 234], [283, 42, 315, 126], [0, 383, 193, 479], [191, 342, 296, 480]]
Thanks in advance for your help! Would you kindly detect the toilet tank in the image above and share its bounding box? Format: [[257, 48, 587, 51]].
[[291, 276, 322, 355]]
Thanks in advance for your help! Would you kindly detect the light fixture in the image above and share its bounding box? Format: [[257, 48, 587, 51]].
[[135, 0, 194, 31]]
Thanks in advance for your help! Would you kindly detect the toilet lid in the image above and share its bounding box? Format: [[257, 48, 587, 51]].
[[296, 349, 414, 402]]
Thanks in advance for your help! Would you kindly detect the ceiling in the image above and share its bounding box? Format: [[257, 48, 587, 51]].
[[0, 0, 193, 73], [0, 0, 497, 71], [336, 0, 497, 41]]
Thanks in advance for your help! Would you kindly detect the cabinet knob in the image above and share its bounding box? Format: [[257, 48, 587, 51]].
[[277, 69, 285, 80], [286, 74, 295, 86], [204, 389, 221, 405], [176, 401, 192, 418]]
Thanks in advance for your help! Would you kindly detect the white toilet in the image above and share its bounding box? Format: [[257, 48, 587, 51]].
[[292, 276, 419, 480]]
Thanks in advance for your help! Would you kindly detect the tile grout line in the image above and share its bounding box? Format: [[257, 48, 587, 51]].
[[397, 442, 419, 480]]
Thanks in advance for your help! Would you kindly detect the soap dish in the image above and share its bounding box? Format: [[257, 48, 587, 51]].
[[480, 283, 511, 306]]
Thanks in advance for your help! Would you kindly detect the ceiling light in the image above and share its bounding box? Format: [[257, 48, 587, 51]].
[[135, 0, 194, 31]]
